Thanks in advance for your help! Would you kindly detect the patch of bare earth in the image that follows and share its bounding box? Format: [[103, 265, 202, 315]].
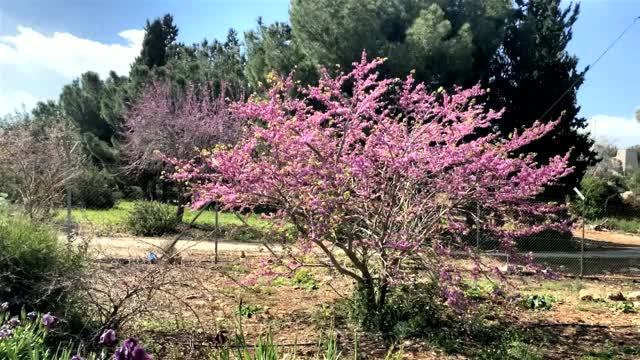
[[84, 237, 640, 359]]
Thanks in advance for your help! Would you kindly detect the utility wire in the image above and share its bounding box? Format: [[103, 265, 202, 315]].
[[538, 15, 640, 121]]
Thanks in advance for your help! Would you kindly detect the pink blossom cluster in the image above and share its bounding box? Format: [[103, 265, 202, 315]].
[[165, 53, 572, 306]]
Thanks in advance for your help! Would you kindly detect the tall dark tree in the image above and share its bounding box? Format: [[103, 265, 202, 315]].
[[486, 0, 596, 196], [138, 14, 179, 69], [60, 71, 127, 166]]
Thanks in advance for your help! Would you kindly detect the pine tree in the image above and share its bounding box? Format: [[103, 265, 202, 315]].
[[486, 0, 597, 196]]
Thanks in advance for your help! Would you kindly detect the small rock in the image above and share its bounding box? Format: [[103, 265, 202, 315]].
[[607, 292, 626, 301], [579, 289, 596, 301], [627, 291, 640, 300]]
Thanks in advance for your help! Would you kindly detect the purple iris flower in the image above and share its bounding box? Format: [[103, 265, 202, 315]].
[[0, 302, 8, 312], [99, 329, 117, 346], [114, 337, 152, 360], [42, 313, 58, 329], [26, 311, 37, 321], [0, 328, 12, 339], [6, 317, 20, 328], [70, 356, 85, 360]]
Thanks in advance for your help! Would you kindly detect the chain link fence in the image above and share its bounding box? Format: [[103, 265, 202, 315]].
[[462, 201, 640, 277]]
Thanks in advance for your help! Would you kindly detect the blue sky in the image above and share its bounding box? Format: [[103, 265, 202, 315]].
[[0, 0, 638, 146]]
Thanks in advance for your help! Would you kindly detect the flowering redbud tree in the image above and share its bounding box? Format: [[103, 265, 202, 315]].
[[123, 79, 243, 219], [168, 53, 572, 312]]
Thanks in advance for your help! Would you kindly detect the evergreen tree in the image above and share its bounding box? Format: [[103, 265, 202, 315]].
[[486, 0, 596, 196]]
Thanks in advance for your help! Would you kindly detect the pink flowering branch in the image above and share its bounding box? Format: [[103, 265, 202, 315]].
[[166, 52, 573, 311]]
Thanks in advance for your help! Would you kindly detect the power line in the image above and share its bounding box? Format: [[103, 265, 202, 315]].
[[538, 15, 640, 121]]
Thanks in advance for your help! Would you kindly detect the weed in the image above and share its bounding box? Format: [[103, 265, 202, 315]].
[[235, 303, 262, 318], [520, 294, 557, 311], [611, 301, 636, 313], [292, 269, 318, 290]]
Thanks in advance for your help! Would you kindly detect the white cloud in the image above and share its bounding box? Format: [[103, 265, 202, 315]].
[[586, 115, 640, 148], [0, 26, 143, 115], [0, 26, 144, 78], [0, 91, 39, 116]]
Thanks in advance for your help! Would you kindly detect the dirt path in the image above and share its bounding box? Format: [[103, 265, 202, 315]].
[[89, 236, 270, 259], [573, 229, 640, 247]]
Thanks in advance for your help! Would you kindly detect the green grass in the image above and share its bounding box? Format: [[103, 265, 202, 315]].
[[601, 217, 640, 234], [56, 200, 271, 235]]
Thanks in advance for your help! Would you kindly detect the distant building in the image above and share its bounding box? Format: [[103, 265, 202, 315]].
[[616, 148, 639, 175]]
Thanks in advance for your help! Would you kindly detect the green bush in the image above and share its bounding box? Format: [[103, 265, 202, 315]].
[[127, 201, 178, 236], [124, 185, 145, 200], [571, 175, 622, 220], [69, 168, 116, 210], [0, 214, 85, 313], [520, 294, 557, 311], [348, 282, 445, 337]]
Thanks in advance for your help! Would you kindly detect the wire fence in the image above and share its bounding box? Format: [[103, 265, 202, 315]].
[[59, 182, 640, 279], [461, 201, 640, 278]]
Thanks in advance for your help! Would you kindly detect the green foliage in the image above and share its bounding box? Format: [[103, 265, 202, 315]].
[[234, 303, 262, 318], [487, 0, 596, 195], [124, 186, 145, 201], [474, 329, 543, 360], [223, 225, 265, 243], [572, 175, 622, 220], [69, 168, 116, 209], [291, 269, 318, 290], [138, 14, 179, 69], [611, 301, 636, 314], [600, 217, 640, 234], [127, 201, 178, 236], [0, 215, 85, 312], [284, 0, 510, 87], [348, 282, 445, 337], [0, 311, 97, 360], [581, 342, 619, 360], [520, 294, 557, 311], [244, 19, 310, 89], [464, 281, 502, 300]]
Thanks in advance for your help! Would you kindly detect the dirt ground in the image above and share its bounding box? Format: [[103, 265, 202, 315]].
[[574, 229, 640, 247], [81, 235, 640, 359]]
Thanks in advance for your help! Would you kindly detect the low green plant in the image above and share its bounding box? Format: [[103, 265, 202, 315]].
[[292, 269, 318, 290], [475, 330, 543, 360], [0, 310, 97, 360], [611, 301, 636, 313], [223, 225, 265, 243], [347, 282, 445, 338], [0, 214, 85, 312], [520, 294, 557, 311], [127, 201, 178, 236], [464, 281, 502, 300], [234, 303, 262, 318], [581, 341, 618, 359]]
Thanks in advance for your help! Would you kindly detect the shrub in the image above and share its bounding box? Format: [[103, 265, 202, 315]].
[[348, 282, 446, 337], [520, 294, 557, 311], [124, 186, 145, 201], [69, 168, 116, 209], [0, 214, 85, 313], [127, 201, 178, 236], [166, 54, 572, 316], [572, 175, 622, 220]]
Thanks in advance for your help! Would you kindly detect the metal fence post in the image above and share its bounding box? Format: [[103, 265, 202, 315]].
[[580, 208, 585, 278], [476, 202, 481, 249], [214, 203, 219, 264], [64, 120, 73, 244]]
